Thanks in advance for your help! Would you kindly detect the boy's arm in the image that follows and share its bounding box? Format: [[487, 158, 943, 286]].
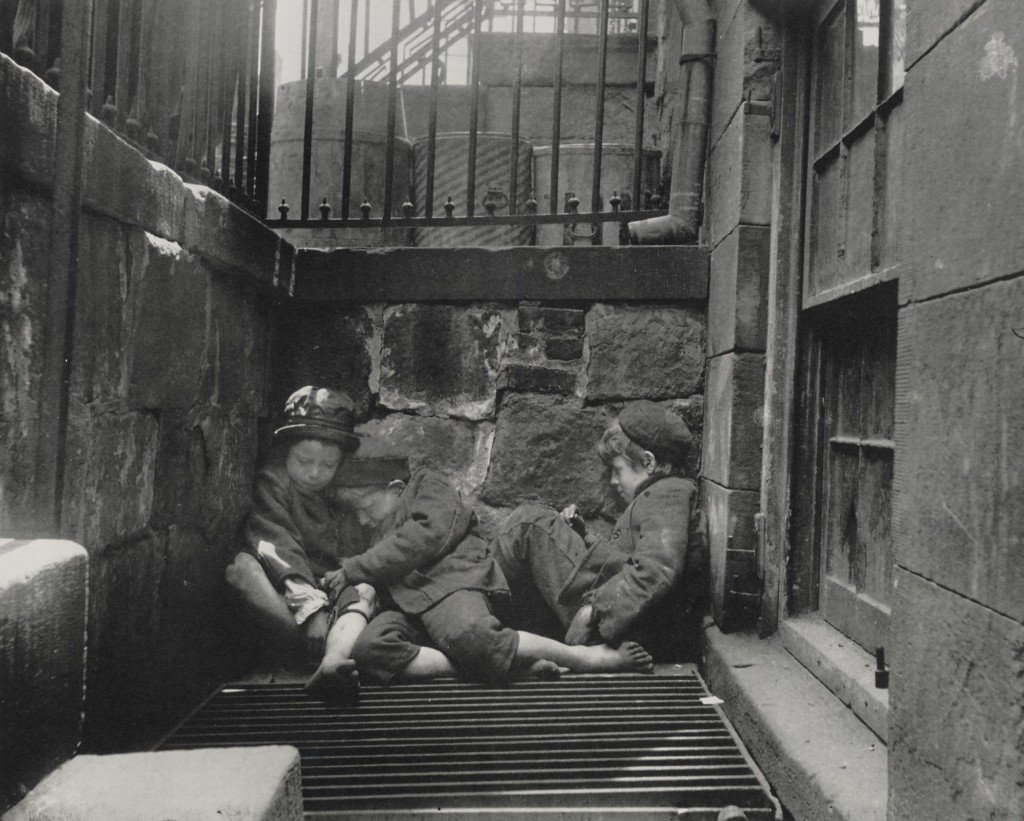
[[587, 478, 697, 644], [245, 470, 318, 588], [341, 471, 473, 586]]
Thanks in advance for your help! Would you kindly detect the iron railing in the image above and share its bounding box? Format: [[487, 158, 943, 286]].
[[2, 0, 670, 244]]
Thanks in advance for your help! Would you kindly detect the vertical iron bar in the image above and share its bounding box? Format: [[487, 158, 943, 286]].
[[340, 0, 358, 219], [175, 0, 201, 173], [382, 0, 401, 223], [424, 0, 444, 218], [204, 1, 219, 180], [235, 0, 254, 194], [363, 0, 369, 58], [548, 0, 566, 215], [300, 0, 319, 220], [507, 0, 524, 214], [255, 0, 277, 211], [465, 0, 483, 216], [630, 0, 649, 212], [88, 0, 111, 117], [36, 0, 52, 76], [219, 0, 236, 189], [245, 0, 260, 196], [114, 0, 134, 131], [38, 0, 91, 534], [300, 0, 308, 79], [590, 0, 609, 243]]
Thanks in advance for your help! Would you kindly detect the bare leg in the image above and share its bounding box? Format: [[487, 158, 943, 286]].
[[394, 645, 460, 680], [515, 631, 654, 674], [306, 584, 377, 702]]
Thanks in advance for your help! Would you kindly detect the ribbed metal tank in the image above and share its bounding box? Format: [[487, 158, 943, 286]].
[[533, 143, 662, 246], [412, 132, 533, 247]]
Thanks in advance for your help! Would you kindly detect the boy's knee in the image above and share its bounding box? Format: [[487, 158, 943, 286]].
[[224, 552, 264, 591]]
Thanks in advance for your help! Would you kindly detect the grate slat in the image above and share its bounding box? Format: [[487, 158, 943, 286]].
[[158, 669, 781, 819]]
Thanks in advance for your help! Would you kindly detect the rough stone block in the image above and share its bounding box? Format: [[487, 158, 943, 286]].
[[3, 747, 304, 821], [889, 566, 1024, 820], [61, 404, 159, 551], [708, 225, 770, 356], [0, 190, 52, 534], [355, 415, 494, 500], [901, 0, 1024, 303], [0, 55, 57, 188], [704, 481, 760, 632], [0, 539, 87, 813], [125, 231, 209, 410], [518, 305, 585, 336], [182, 184, 285, 290], [500, 363, 579, 396], [544, 336, 584, 361], [906, 0, 980, 68], [706, 111, 773, 248], [72, 213, 128, 405], [204, 276, 271, 414], [702, 352, 764, 491], [195, 412, 262, 549], [895, 277, 1024, 621], [150, 413, 210, 531], [481, 394, 614, 515], [509, 333, 545, 362], [272, 302, 376, 419], [380, 304, 504, 421], [587, 303, 705, 400]]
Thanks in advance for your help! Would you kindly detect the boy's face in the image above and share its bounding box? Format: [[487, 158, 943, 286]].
[[285, 438, 344, 493], [342, 484, 403, 529], [609, 455, 650, 503]]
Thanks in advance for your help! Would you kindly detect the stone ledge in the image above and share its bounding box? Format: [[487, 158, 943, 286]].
[[779, 615, 888, 742], [704, 626, 887, 821], [2, 747, 303, 821]]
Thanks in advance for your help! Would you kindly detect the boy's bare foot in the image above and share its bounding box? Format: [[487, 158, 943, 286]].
[[305, 658, 360, 705], [574, 640, 654, 674], [526, 659, 564, 680]]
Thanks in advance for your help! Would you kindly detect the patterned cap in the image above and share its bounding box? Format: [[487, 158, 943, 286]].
[[274, 386, 359, 450], [618, 400, 692, 465]]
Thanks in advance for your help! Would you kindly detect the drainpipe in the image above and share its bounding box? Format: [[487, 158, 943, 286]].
[[628, 0, 715, 244]]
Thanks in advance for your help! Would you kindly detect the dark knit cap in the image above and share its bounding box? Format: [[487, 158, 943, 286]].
[[618, 400, 692, 465], [334, 437, 412, 487], [274, 386, 360, 450]]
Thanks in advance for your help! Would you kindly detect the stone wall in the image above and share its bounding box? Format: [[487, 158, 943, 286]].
[[0, 54, 290, 757], [271, 296, 706, 541], [890, 1, 1024, 816]]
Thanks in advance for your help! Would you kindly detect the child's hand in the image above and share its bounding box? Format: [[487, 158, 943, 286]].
[[321, 568, 349, 592], [565, 604, 597, 645], [560, 504, 587, 538], [559, 504, 579, 523]]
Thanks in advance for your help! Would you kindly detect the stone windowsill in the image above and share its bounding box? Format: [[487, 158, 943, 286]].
[[703, 625, 888, 821], [779, 614, 888, 742]]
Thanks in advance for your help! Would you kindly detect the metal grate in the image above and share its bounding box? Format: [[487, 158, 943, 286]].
[[159, 668, 781, 819]]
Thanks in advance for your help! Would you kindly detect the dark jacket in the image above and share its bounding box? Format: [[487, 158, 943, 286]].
[[340, 469, 508, 615], [244, 461, 366, 589], [563, 474, 707, 656]]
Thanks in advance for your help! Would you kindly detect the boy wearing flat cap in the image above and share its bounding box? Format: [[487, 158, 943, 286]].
[[329, 441, 655, 685], [494, 400, 707, 662], [225, 386, 376, 700]]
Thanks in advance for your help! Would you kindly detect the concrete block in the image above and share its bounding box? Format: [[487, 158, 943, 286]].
[[125, 231, 209, 410], [481, 394, 614, 515], [708, 225, 770, 356], [587, 303, 705, 401], [704, 480, 760, 632], [60, 405, 159, 551], [181, 185, 285, 290], [889, 567, 1024, 820], [702, 353, 764, 491], [0, 539, 88, 813], [355, 415, 494, 500], [0, 190, 52, 534], [894, 277, 1024, 621], [380, 304, 505, 421], [901, 0, 1024, 303], [706, 111, 773, 248], [3, 747, 304, 821], [271, 302, 376, 419]]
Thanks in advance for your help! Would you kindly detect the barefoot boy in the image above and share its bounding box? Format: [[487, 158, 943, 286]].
[[494, 400, 707, 662], [329, 441, 654, 685], [225, 386, 376, 701]]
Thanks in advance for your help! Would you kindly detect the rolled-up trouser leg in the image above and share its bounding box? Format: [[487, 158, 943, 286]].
[[350, 610, 426, 685], [419, 590, 519, 685], [492, 504, 592, 630]]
